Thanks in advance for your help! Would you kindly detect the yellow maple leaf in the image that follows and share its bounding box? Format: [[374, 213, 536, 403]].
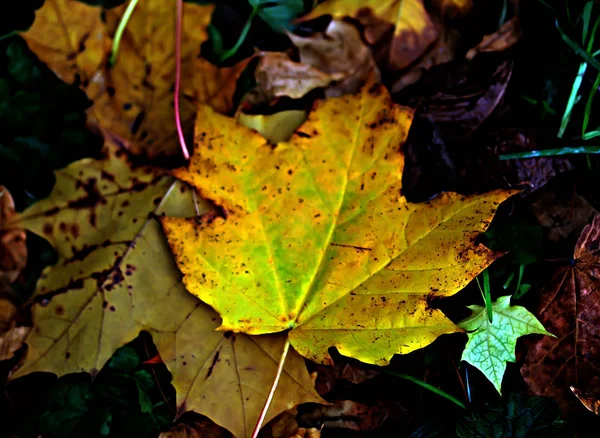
[[161, 84, 515, 366], [305, 0, 439, 70], [10, 135, 323, 438], [23, 0, 247, 158]]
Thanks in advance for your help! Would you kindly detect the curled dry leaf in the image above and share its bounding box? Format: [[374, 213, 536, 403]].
[[159, 413, 233, 438], [244, 20, 377, 108], [11, 136, 324, 438], [288, 20, 379, 97], [161, 83, 515, 366], [466, 17, 522, 60], [23, 0, 247, 158], [521, 214, 600, 412]]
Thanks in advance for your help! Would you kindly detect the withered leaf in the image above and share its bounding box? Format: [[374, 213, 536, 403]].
[[521, 214, 600, 412]]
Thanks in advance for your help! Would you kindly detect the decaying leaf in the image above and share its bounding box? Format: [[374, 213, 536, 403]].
[[250, 52, 342, 103], [11, 135, 324, 438], [244, 20, 377, 108], [23, 0, 247, 158], [298, 399, 389, 432], [521, 214, 600, 412], [161, 84, 514, 366], [0, 186, 28, 360], [0, 186, 27, 285], [570, 386, 600, 416], [288, 20, 379, 97], [466, 17, 522, 60], [458, 295, 551, 394], [307, 0, 439, 71]]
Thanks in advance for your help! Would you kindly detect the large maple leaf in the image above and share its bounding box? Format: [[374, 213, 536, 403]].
[[23, 0, 246, 158], [521, 213, 600, 411], [161, 84, 514, 366], [10, 135, 323, 438]]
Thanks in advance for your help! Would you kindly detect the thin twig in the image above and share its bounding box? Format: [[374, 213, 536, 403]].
[[251, 338, 291, 438]]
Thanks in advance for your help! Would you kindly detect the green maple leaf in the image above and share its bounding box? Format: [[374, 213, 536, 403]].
[[458, 295, 553, 394]]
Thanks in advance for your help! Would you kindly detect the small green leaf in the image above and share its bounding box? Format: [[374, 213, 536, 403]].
[[458, 296, 553, 394]]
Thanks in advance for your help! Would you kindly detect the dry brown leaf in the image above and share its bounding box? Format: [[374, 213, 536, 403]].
[[298, 400, 390, 432], [466, 17, 522, 60], [571, 386, 600, 416], [23, 0, 247, 158], [290, 428, 321, 438], [0, 186, 29, 361], [0, 186, 27, 285], [250, 52, 342, 102], [306, 0, 440, 71], [521, 214, 600, 412], [289, 20, 379, 97], [431, 0, 473, 19]]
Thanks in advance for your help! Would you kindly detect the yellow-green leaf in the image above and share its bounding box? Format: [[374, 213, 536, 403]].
[[11, 136, 324, 438], [161, 84, 515, 366]]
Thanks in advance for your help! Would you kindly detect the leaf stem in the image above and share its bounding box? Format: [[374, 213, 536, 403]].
[[218, 4, 260, 63], [109, 0, 141, 66], [174, 0, 190, 160], [251, 337, 291, 438]]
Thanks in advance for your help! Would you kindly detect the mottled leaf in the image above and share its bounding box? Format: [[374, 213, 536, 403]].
[[161, 84, 515, 366], [11, 135, 324, 438]]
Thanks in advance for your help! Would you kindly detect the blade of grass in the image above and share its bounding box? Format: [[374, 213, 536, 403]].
[[109, 0, 141, 66], [556, 19, 600, 73], [583, 71, 600, 135], [503, 272, 515, 290], [499, 145, 600, 159], [558, 61, 587, 138], [386, 371, 466, 410], [476, 271, 493, 324]]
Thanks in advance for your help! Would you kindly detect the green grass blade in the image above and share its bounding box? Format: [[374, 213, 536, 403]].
[[558, 61, 587, 138], [583, 72, 600, 134], [556, 19, 600, 73], [109, 0, 141, 66], [499, 146, 600, 159], [386, 371, 467, 409]]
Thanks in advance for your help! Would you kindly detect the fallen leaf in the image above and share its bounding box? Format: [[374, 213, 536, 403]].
[[570, 386, 600, 416], [306, 0, 439, 71], [458, 295, 552, 394], [237, 110, 308, 144], [11, 135, 324, 438], [291, 429, 321, 438], [249, 52, 342, 103], [531, 188, 598, 244], [288, 20, 379, 97], [161, 83, 515, 366], [466, 17, 522, 60], [23, 0, 247, 158], [0, 186, 28, 360], [521, 214, 600, 412], [0, 186, 27, 285]]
